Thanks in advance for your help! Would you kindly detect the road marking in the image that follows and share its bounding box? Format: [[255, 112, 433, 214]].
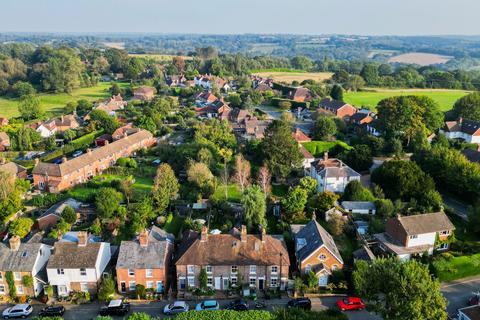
[[442, 277, 480, 289]]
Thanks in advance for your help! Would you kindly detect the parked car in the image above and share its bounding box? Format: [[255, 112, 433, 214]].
[[38, 305, 65, 317], [468, 292, 480, 306], [195, 300, 220, 311], [286, 298, 312, 310], [163, 301, 189, 315], [53, 158, 63, 164], [225, 300, 249, 311], [99, 299, 130, 316], [337, 297, 366, 311], [2, 304, 33, 319], [72, 150, 83, 158]]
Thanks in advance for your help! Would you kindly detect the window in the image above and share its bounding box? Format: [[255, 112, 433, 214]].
[[146, 269, 153, 278], [80, 283, 88, 292], [440, 230, 450, 236], [187, 265, 195, 274], [231, 265, 238, 274], [146, 281, 154, 289], [437, 243, 449, 250], [58, 285, 67, 295], [230, 277, 237, 286], [250, 265, 256, 274], [129, 281, 136, 291], [187, 276, 195, 287], [305, 264, 312, 273], [16, 285, 23, 294], [57, 269, 64, 275], [13, 272, 21, 281], [249, 277, 256, 287], [206, 265, 213, 274], [270, 278, 278, 287], [0, 272, 2, 280], [207, 277, 213, 287], [128, 269, 135, 277], [0, 285, 4, 294], [271, 266, 278, 274], [409, 235, 418, 239], [332, 265, 339, 271], [80, 268, 87, 276], [318, 254, 327, 261]]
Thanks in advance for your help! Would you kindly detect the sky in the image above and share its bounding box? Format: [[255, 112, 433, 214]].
[[1, 0, 479, 36]]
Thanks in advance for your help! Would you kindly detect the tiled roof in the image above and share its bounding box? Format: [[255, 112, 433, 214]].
[[312, 158, 360, 178], [47, 242, 105, 269], [0, 243, 46, 272], [0, 162, 26, 177], [319, 98, 351, 111], [444, 119, 480, 135], [392, 212, 455, 236], [341, 201, 376, 211]]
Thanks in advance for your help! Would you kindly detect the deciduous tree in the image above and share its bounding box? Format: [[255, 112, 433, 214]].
[[241, 185, 267, 229], [234, 154, 251, 193], [153, 164, 179, 214]]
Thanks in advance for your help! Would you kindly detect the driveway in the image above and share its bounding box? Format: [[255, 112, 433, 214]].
[[310, 297, 381, 320], [256, 105, 314, 135], [442, 276, 480, 316]]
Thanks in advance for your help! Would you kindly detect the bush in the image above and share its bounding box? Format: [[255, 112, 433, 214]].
[[117, 157, 138, 168], [135, 284, 146, 299], [176, 310, 274, 320], [98, 276, 115, 302], [274, 308, 347, 320], [61, 206, 77, 224]]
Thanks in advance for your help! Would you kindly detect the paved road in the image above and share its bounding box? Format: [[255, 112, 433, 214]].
[[442, 276, 480, 317], [256, 105, 314, 134], [443, 195, 469, 221], [2, 297, 380, 320]]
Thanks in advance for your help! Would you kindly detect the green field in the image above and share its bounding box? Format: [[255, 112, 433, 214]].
[[0, 82, 130, 118], [344, 89, 470, 111], [433, 252, 480, 282]]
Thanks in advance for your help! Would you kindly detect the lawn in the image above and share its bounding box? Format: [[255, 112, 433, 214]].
[[0, 82, 130, 118], [344, 88, 470, 111], [433, 252, 480, 282], [213, 184, 242, 203], [252, 70, 333, 83], [302, 140, 351, 158], [163, 213, 184, 237]]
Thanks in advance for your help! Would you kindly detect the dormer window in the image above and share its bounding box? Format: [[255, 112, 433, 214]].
[[409, 235, 418, 239], [296, 238, 306, 251], [439, 230, 450, 236]]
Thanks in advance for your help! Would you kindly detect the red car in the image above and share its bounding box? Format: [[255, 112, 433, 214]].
[[337, 297, 366, 311]]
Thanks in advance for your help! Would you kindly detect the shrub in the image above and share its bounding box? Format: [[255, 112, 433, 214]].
[[98, 276, 115, 301], [61, 206, 77, 224], [135, 284, 146, 299], [176, 310, 273, 320]]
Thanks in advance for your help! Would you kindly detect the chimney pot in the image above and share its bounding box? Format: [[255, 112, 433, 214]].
[[139, 230, 148, 247], [35, 158, 40, 165], [200, 225, 208, 242], [62, 156, 68, 163], [87, 148, 92, 155], [240, 225, 247, 242], [324, 152, 329, 162], [77, 231, 88, 246], [259, 225, 266, 243], [9, 236, 21, 251]]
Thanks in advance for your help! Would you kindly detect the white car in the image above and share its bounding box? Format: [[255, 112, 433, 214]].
[[163, 301, 189, 315], [72, 150, 83, 157], [2, 304, 33, 319]]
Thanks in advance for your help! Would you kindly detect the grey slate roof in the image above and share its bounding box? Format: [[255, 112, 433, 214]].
[[116, 226, 174, 269], [0, 243, 45, 272], [47, 242, 104, 269], [39, 198, 82, 220], [312, 158, 361, 179], [292, 219, 343, 264], [341, 201, 376, 211], [319, 98, 350, 111]]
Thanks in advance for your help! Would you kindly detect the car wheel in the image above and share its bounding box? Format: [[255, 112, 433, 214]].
[[22, 316, 26, 319]]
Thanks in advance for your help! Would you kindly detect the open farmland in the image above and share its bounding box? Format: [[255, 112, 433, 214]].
[[388, 52, 453, 66], [344, 88, 469, 111], [252, 69, 333, 83], [0, 82, 129, 118], [129, 53, 193, 61]]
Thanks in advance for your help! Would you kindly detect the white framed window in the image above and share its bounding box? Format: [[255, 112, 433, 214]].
[[146, 269, 153, 278], [187, 265, 195, 274], [58, 285, 67, 295], [250, 265, 256, 274], [128, 269, 135, 277], [129, 281, 136, 291], [57, 269, 64, 275], [187, 276, 195, 287], [80, 283, 88, 292], [439, 230, 450, 236], [0, 272, 2, 280], [230, 277, 237, 286], [437, 243, 449, 250], [80, 268, 87, 276], [249, 277, 256, 287], [16, 285, 24, 294], [305, 264, 312, 273], [409, 235, 418, 239], [206, 265, 213, 274], [207, 277, 213, 287], [270, 277, 278, 287], [13, 272, 21, 281], [271, 266, 278, 274], [0, 285, 4, 294], [231, 265, 238, 274], [318, 254, 327, 261], [146, 281, 154, 289]]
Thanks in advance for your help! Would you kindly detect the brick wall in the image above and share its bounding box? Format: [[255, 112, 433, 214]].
[[299, 246, 343, 274]]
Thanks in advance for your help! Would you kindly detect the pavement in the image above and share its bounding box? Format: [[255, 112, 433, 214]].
[[441, 276, 480, 317], [1, 296, 380, 320]]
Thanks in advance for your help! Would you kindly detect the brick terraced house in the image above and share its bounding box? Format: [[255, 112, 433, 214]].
[[116, 227, 174, 294], [175, 226, 290, 292], [32, 130, 155, 193], [318, 98, 357, 119]]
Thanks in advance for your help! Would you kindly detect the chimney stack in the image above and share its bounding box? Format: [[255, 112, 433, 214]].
[[240, 225, 247, 242], [200, 225, 208, 242], [62, 156, 68, 163], [9, 236, 21, 251], [459, 117, 463, 124], [35, 158, 40, 165], [87, 148, 92, 155], [139, 230, 148, 247], [324, 152, 328, 162], [77, 231, 88, 246], [259, 225, 266, 243]]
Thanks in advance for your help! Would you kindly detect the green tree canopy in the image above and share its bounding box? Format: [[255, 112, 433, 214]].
[[18, 94, 44, 120], [61, 206, 77, 224], [153, 163, 179, 214], [312, 116, 337, 140], [241, 185, 267, 229], [8, 217, 34, 238], [95, 187, 123, 220], [281, 186, 308, 223], [342, 180, 375, 202], [453, 92, 480, 121]]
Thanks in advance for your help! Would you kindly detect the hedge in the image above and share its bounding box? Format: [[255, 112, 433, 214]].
[[42, 130, 103, 162], [175, 310, 273, 320], [271, 97, 310, 109]]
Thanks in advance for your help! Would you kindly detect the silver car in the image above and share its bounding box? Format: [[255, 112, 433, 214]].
[[2, 304, 33, 319], [163, 301, 189, 315]]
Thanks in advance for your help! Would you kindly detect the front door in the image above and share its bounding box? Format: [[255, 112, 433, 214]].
[[156, 281, 164, 293], [179, 278, 186, 290], [318, 274, 329, 287], [258, 279, 264, 290], [120, 282, 126, 293], [222, 278, 229, 290], [214, 277, 221, 290]]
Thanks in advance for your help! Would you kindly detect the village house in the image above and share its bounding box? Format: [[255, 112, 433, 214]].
[[36, 198, 82, 231], [309, 153, 361, 193], [165, 74, 187, 87], [318, 98, 357, 119], [46, 232, 111, 296], [116, 227, 174, 294], [291, 217, 344, 287], [194, 91, 219, 105], [90, 94, 127, 118], [111, 123, 140, 141], [0, 236, 52, 297], [440, 118, 480, 143], [462, 147, 480, 164], [0, 161, 27, 179], [292, 128, 311, 143], [287, 87, 313, 102], [0, 132, 10, 151], [132, 87, 156, 102], [349, 111, 374, 125], [195, 98, 231, 119], [340, 201, 376, 215], [175, 226, 290, 292], [36, 114, 81, 138], [32, 129, 155, 193], [374, 212, 455, 261]]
